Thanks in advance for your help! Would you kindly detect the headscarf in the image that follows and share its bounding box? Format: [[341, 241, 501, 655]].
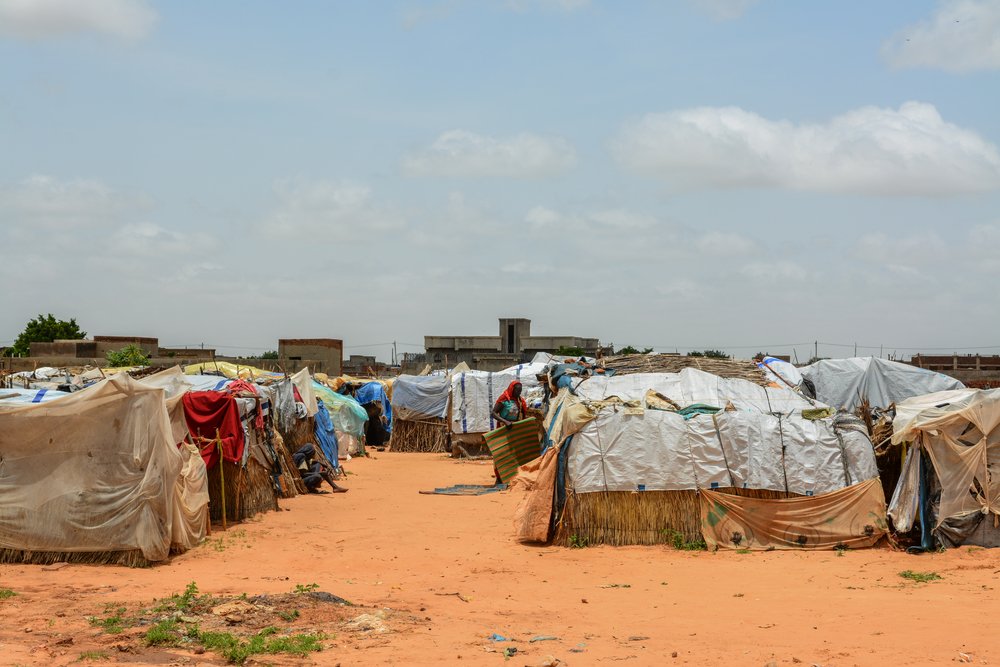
[[495, 380, 527, 416]]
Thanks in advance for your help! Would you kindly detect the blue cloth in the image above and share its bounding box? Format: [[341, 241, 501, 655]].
[[356, 381, 392, 432], [314, 401, 340, 466]]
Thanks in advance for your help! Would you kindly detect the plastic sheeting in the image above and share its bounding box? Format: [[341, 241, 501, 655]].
[[0, 374, 207, 561], [800, 357, 964, 411], [566, 408, 878, 496], [575, 368, 818, 414], [357, 381, 392, 431], [0, 387, 72, 405], [451, 371, 515, 434], [758, 356, 803, 389], [313, 401, 340, 465], [891, 389, 1000, 532], [701, 478, 887, 550], [393, 374, 450, 421], [312, 381, 368, 438], [887, 446, 919, 532]]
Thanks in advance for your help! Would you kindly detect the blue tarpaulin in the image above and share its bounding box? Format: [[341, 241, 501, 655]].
[[356, 381, 392, 432], [314, 400, 340, 465]]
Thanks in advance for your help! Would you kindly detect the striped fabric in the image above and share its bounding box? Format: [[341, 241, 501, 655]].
[[484, 418, 541, 484]]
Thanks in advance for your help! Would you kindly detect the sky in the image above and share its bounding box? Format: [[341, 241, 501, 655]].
[[1, 0, 999, 364]]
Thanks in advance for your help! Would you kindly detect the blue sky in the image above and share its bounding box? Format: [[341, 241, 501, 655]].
[[1, 0, 998, 363]]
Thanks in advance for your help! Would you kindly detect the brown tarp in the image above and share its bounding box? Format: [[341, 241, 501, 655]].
[[512, 444, 561, 543], [700, 478, 887, 550]]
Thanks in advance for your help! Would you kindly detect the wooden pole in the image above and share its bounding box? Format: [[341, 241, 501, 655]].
[[216, 429, 227, 531]]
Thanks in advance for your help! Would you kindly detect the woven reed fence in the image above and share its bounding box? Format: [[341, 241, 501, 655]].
[[556, 487, 798, 547], [389, 418, 449, 453]]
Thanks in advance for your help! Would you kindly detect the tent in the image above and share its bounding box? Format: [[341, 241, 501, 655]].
[[515, 369, 884, 550], [888, 389, 1000, 547], [800, 357, 964, 411], [0, 374, 208, 565], [389, 374, 451, 452]]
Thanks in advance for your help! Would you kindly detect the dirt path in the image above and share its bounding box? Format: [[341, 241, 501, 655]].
[[2, 452, 999, 666]]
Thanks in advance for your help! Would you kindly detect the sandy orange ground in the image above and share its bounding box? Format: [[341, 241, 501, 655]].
[[2, 452, 999, 666]]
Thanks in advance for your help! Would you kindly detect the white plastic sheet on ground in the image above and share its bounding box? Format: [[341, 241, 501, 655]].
[[566, 409, 877, 496], [0, 374, 207, 561], [800, 357, 964, 411]]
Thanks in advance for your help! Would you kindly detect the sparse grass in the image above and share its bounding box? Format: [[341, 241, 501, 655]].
[[293, 583, 319, 595], [198, 626, 324, 665], [155, 581, 213, 613], [76, 651, 110, 662], [735, 548, 751, 555], [278, 609, 300, 622], [0, 588, 16, 600], [145, 619, 182, 646], [899, 570, 942, 583], [568, 535, 589, 549], [664, 530, 707, 551], [88, 605, 128, 634]]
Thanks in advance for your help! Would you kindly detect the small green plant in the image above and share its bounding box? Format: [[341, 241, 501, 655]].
[[198, 627, 324, 665], [278, 609, 300, 622], [155, 581, 213, 613], [76, 651, 110, 662], [568, 534, 589, 548], [735, 548, 751, 555], [0, 588, 16, 600], [88, 605, 128, 634], [664, 530, 707, 551], [293, 583, 319, 594], [105, 343, 150, 367], [145, 619, 182, 646], [899, 570, 942, 583]]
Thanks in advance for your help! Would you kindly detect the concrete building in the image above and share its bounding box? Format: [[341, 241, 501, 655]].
[[908, 354, 1000, 388], [423, 318, 600, 371], [278, 338, 343, 376]]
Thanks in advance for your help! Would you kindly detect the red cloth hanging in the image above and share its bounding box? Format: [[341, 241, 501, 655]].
[[226, 379, 265, 429], [182, 391, 245, 468]]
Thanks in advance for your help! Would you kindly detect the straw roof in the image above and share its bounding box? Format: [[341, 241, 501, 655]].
[[602, 354, 767, 386]]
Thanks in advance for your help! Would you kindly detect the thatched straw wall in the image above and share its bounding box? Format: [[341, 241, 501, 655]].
[[389, 418, 448, 453], [271, 430, 306, 497], [0, 547, 151, 568], [557, 488, 796, 547], [207, 458, 279, 523]]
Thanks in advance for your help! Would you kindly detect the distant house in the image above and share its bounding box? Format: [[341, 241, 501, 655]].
[[423, 318, 600, 371]]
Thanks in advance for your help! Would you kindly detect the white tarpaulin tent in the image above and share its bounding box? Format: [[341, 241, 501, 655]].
[[0, 373, 208, 563], [451, 367, 546, 435], [888, 389, 1000, 545], [567, 407, 877, 496], [576, 368, 818, 414], [800, 357, 964, 411]]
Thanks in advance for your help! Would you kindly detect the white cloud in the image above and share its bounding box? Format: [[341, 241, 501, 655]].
[[613, 102, 1000, 196], [0, 175, 143, 231], [526, 205, 656, 232], [882, 0, 1000, 72], [688, 0, 759, 20], [403, 130, 577, 178], [107, 222, 216, 257], [854, 231, 948, 266], [505, 0, 589, 11], [740, 261, 809, 282], [0, 0, 157, 41], [262, 179, 405, 239], [695, 231, 758, 256]]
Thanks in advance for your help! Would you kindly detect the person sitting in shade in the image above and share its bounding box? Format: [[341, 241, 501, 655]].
[[293, 443, 348, 493], [492, 380, 527, 429]]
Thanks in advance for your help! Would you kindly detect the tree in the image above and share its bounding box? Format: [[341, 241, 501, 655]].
[[261, 350, 279, 360], [7, 314, 86, 357], [106, 344, 150, 367], [687, 349, 730, 359], [617, 345, 654, 355], [556, 345, 585, 356]]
